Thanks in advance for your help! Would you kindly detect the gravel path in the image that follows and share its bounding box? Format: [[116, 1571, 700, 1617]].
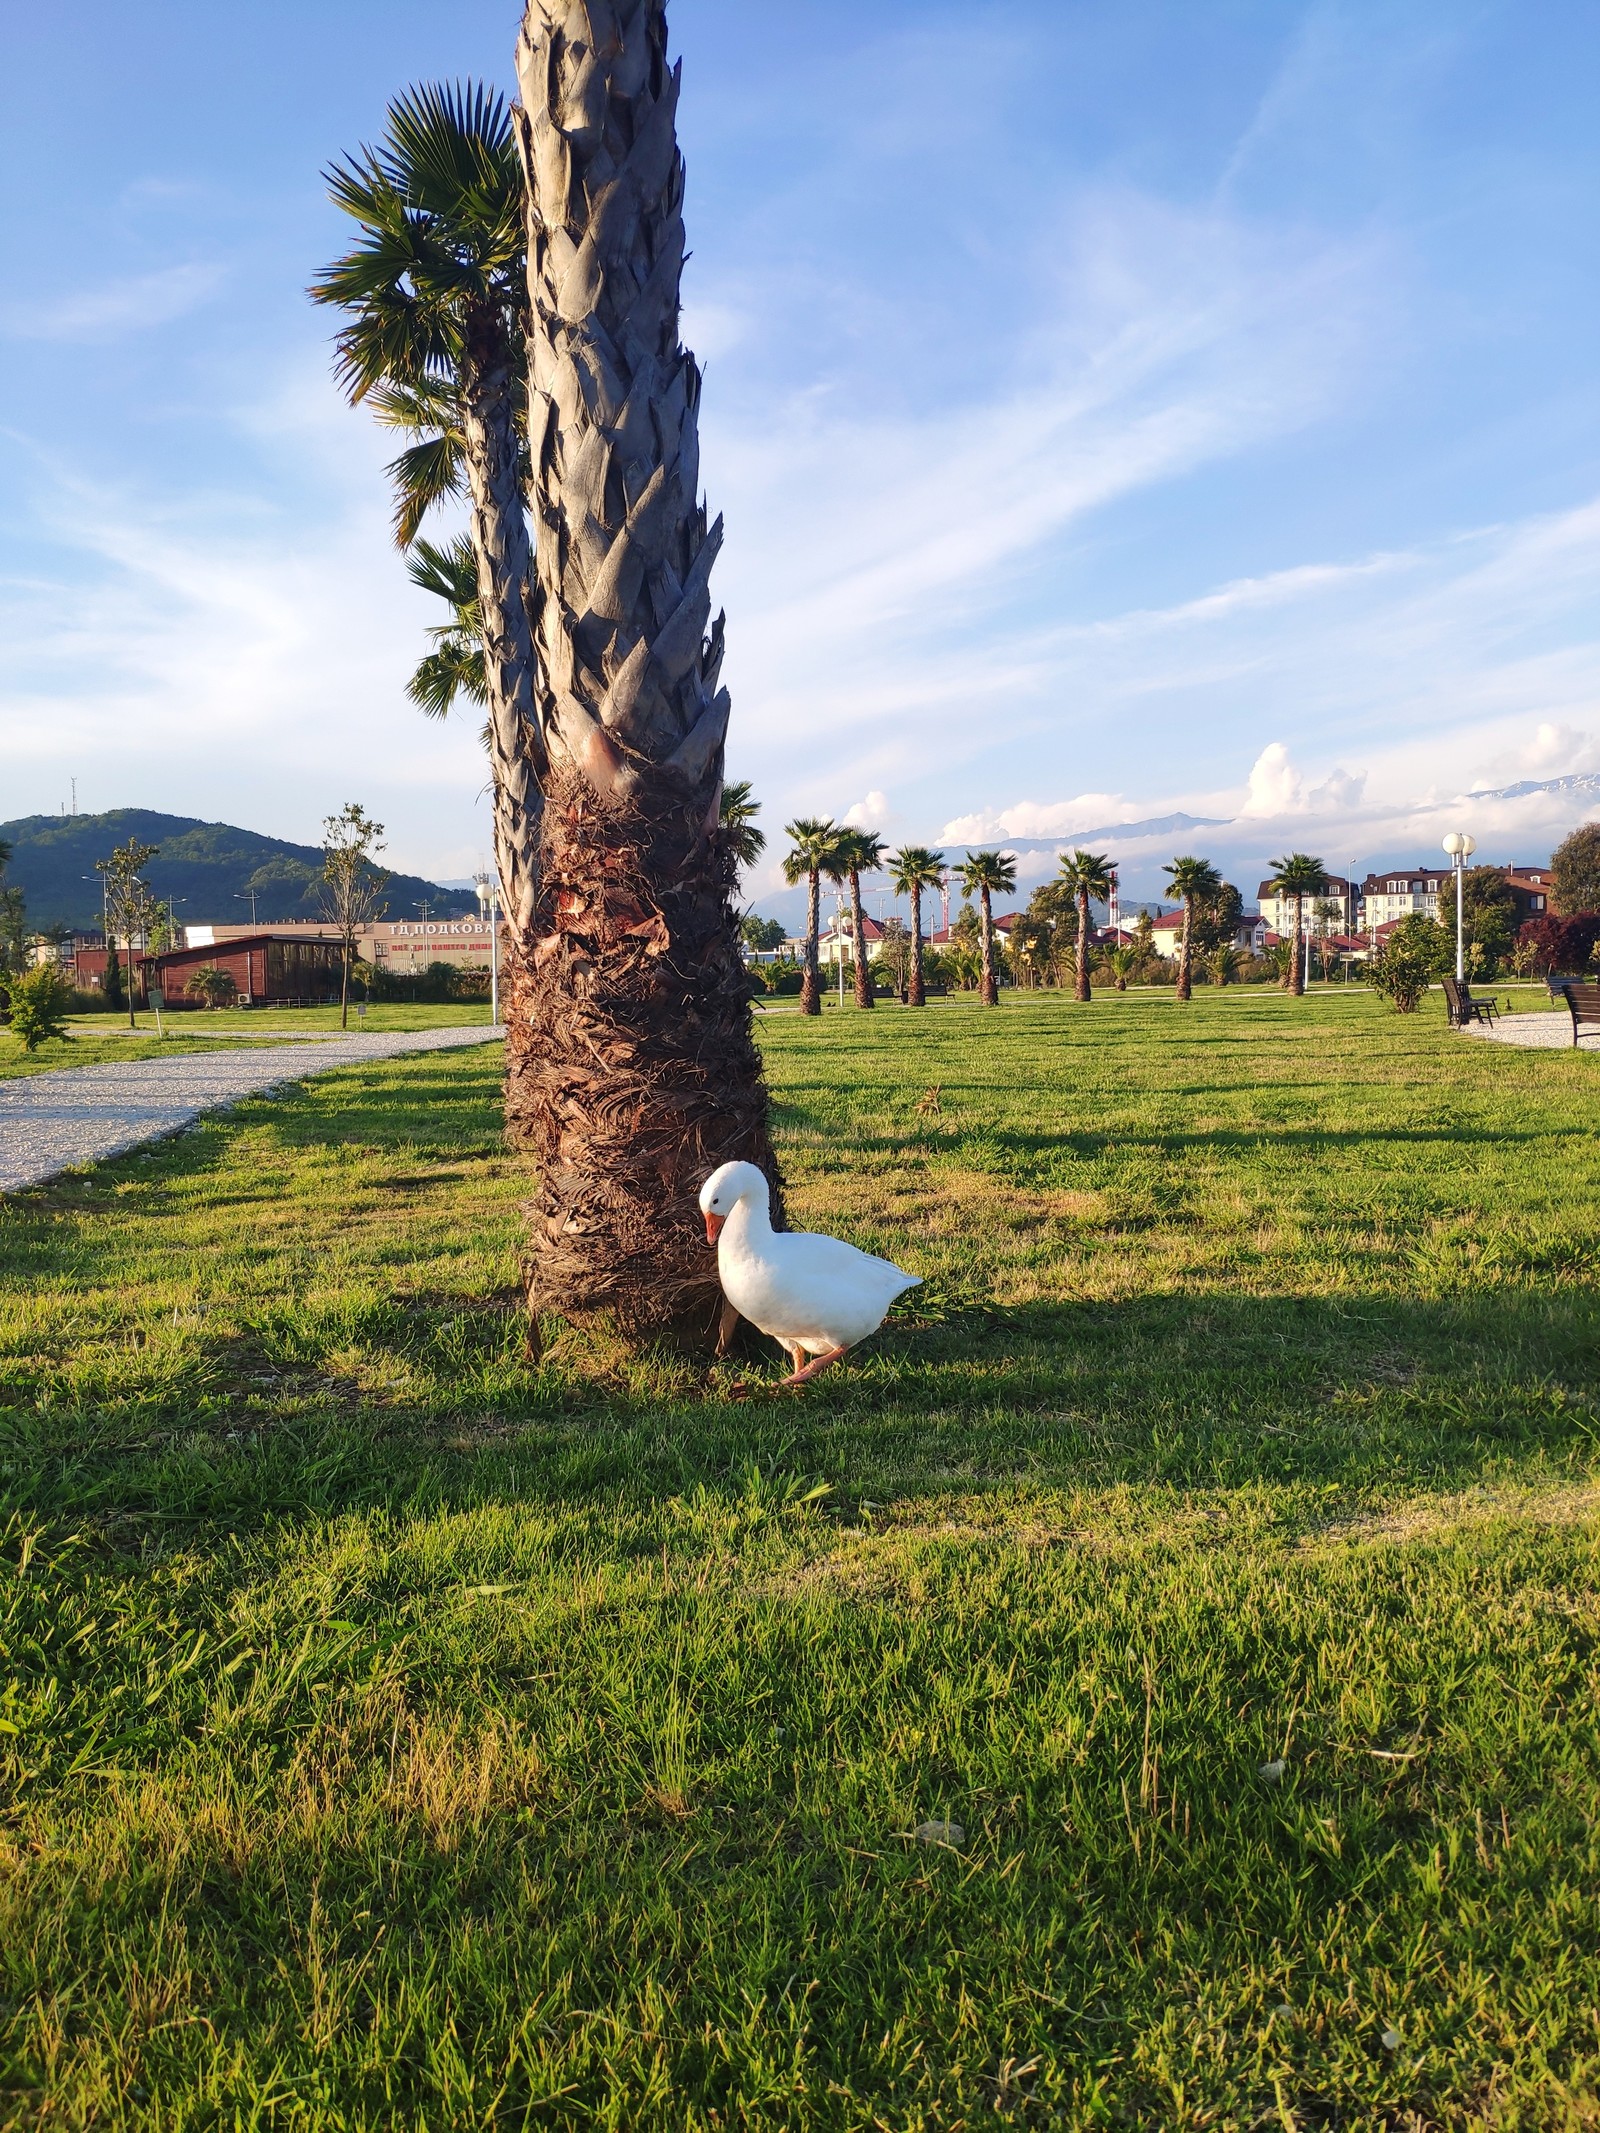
[[1463, 1010, 1593, 1050], [0, 1026, 503, 1193]]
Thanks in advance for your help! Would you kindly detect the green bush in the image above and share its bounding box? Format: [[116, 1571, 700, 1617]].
[[7, 963, 76, 1050], [1368, 914, 1450, 1013]]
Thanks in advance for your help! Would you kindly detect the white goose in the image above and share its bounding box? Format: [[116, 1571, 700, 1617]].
[[698, 1160, 921, 1386]]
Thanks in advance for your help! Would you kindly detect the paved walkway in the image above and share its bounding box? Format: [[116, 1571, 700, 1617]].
[[0, 1027, 503, 1193], [1463, 1010, 1593, 1050]]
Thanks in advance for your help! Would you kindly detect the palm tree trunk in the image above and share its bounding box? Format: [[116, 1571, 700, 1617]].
[[849, 870, 873, 1008], [908, 885, 925, 1007], [1075, 888, 1091, 1003], [513, 0, 780, 1346], [979, 889, 997, 1006], [459, 317, 548, 1142], [1177, 901, 1193, 1001], [800, 869, 821, 1015], [1288, 893, 1306, 995]]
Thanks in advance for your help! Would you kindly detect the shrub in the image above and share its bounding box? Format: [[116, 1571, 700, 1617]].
[[1368, 914, 1449, 1013], [1513, 912, 1600, 977], [7, 964, 75, 1050], [185, 964, 239, 1010]]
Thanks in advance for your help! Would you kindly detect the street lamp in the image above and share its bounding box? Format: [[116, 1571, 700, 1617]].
[[1441, 831, 1477, 982], [473, 871, 501, 1026]]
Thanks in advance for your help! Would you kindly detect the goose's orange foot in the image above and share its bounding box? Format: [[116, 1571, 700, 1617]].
[[776, 1344, 851, 1389]]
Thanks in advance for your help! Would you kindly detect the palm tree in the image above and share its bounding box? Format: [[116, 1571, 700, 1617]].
[[513, 3, 782, 1344], [1163, 856, 1222, 1003], [311, 81, 544, 1025], [719, 782, 766, 871], [828, 831, 886, 1008], [782, 819, 840, 1017], [888, 846, 946, 1007], [955, 850, 1017, 1007], [1206, 942, 1242, 987], [1103, 943, 1140, 992], [1267, 853, 1328, 997], [1056, 849, 1114, 1004]]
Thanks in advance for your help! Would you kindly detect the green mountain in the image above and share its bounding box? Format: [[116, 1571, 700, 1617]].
[[0, 810, 477, 933]]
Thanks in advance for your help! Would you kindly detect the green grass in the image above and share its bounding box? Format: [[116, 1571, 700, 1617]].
[[2, 990, 1598, 2129], [0, 1002, 494, 1081]]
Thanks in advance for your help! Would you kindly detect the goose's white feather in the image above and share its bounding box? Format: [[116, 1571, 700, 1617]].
[[699, 1160, 919, 1355]]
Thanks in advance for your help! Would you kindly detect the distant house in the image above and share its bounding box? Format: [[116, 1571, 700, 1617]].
[[1358, 869, 1452, 929]]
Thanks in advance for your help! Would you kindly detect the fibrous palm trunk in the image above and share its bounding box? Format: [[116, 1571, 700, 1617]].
[[800, 871, 821, 1015], [1177, 903, 1194, 1001], [513, 0, 779, 1344], [908, 887, 925, 1008], [848, 869, 873, 1008], [979, 890, 997, 1006], [458, 312, 547, 1123], [1075, 889, 1091, 1003], [1287, 894, 1305, 995]]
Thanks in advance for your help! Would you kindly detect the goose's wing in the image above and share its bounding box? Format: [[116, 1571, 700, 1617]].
[[744, 1229, 919, 1344]]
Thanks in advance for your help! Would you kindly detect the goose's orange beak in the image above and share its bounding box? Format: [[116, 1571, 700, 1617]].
[[704, 1211, 726, 1246]]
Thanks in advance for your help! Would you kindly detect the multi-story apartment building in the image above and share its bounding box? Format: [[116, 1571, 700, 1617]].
[[1256, 875, 1358, 936], [1357, 868, 1452, 929]]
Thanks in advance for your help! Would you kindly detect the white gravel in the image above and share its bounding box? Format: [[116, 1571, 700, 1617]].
[[0, 1026, 504, 1193], [1462, 1010, 1595, 1050]]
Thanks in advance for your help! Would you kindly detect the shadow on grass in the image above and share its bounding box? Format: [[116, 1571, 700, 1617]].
[[3, 1284, 1596, 1545]]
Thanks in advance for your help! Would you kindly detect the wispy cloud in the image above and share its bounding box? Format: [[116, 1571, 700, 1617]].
[[4, 263, 226, 342]]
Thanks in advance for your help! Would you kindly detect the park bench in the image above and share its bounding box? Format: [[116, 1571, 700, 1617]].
[[1557, 980, 1600, 1049], [1442, 976, 1498, 1029]]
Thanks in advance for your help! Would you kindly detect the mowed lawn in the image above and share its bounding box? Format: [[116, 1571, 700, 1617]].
[[1, 991, 1598, 2130]]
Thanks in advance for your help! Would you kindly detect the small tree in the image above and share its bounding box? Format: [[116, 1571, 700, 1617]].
[[1206, 943, 1242, 987], [186, 964, 239, 1010], [782, 819, 842, 1018], [319, 805, 389, 1029], [828, 830, 887, 1009], [1265, 852, 1328, 996], [1368, 914, 1449, 1013], [96, 838, 160, 1030], [954, 850, 1017, 1007], [888, 846, 947, 1007], [1102, 943, 1140, 991], [1056, 850, 1114, 1004], [1514, 911, 1600, 976], [738, 913, 785, 957], [103, 939, 125, 1012], [1163, 856, 1223, 1002], [7, 964, 74, 1051]]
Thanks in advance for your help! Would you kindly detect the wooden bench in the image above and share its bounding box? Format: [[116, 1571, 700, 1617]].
[[1558, 980, 1600, 1048], [1442, 976, 1498, 1028]]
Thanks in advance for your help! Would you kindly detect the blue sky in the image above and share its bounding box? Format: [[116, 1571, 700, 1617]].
[[2, 1, 1599, 906]]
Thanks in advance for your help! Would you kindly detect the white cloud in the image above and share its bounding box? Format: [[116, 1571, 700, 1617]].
[[1240, 742, 1304, 817], [4, 264, 226, 342], [940, 793, 1128, 842], [843, 789, 891, 830]]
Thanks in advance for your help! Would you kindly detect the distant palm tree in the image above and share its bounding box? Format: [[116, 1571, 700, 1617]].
[[1267, 852, 1328, 997], [888, 845, 947, 1007], [719, 782, 766, 871], [782, 819, 841, 1017], [955, 850, 1017, 1007], [829, 831, 887, 1008], [1163, 856, 1222, 1003], [1206, 942, 1242, 987], [311, 82, 541, 957], [1057, 849, 1114, 1003], [1102, 943, 1140, 992]]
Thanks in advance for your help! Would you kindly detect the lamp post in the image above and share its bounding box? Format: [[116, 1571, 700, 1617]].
[[474, 871, 501, 1026], [1441, 831, 1477, 982]]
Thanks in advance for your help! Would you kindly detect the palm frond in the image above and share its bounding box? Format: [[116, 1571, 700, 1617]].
[[407, 535, 480, 610], [406, 635, 486, 719], [386, 434, 467, 546]]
